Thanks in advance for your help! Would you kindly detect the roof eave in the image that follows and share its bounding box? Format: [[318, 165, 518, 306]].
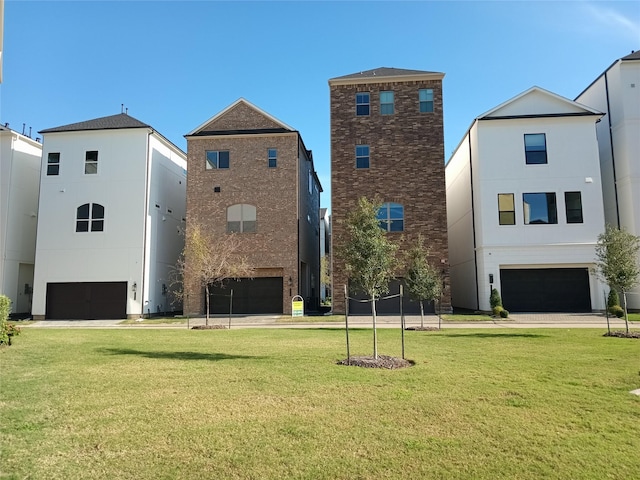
[[328, 72, 444, 86]]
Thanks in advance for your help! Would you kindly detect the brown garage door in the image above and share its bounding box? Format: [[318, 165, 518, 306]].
[[209, 277, 283, 314], [348, 278, 434, 315], [46, 282, 127, 319]]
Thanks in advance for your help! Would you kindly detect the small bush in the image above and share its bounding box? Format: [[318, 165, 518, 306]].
[[499, 309, 509, 318], [607, 289, 620, 309], [490, 288, 502, 309], [0, 295, 19, 346], [492, 306, 504, 316], [609, 305, 624, 318]]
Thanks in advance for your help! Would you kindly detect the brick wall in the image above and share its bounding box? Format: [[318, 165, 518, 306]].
[[330, 77, 451, 313]]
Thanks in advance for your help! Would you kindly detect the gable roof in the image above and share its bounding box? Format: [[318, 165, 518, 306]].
[[39, 113, 150, 134], [621, 50, 640, 61], [186, 98, 294, 137], [478, 86, 603, 120], [329, 67, 444, 86]]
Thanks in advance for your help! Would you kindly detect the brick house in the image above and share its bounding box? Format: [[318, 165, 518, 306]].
[[184, 99, 321, 315], [329, 67, 451, 314]]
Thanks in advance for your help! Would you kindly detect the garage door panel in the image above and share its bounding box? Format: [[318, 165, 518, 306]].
[[500, 269, 591, 313], [209, 277, 283, 314], [46, 282, 127, 319]]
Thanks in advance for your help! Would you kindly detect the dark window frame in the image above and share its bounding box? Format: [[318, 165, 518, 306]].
[[523, 192, 558, 225], [498, 193, 516, 225], [380, 91, 394, 115], [268, 148, 277, 168], [84, 150, 98, 175], [356, 92, 370, 116], [206, 150, 230, 169], [524, 133, 547, 165], [419, 89, 434, 113], [356, 145, 369, 169], [377, 202, 404, 232], [47, 152, 60, 176], [76, 202, 105, 232], [564, 191, 584, 224]]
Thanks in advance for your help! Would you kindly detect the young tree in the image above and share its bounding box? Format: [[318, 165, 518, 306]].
[[174, 222, 254, 326], [339, 197, 398, 358], [320, 256, 331, 301], [595, 225, 640, 334], [404, 235, 441, 329]]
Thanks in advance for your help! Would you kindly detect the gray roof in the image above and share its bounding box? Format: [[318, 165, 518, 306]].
[[330, 67, 443, 81], [622, 50, 640, 61], [39, 113, 150, 134]]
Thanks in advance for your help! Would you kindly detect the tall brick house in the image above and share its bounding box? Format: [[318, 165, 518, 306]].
[[184, 99, 322, 315], [329, 67, 451, 314]]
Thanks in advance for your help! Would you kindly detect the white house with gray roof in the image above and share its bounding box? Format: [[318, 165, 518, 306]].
[[446, 87, 608, 313], [32, 113, 186, 320]]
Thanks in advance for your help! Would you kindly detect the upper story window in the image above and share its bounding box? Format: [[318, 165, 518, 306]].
[[498, 193, 515, 225], [268, 148, 277, 168], [227, 204, 256, 233], [524, 134, 547, 165], [47, 153, 60, 176], [565, 191, 584, 224], [377, 202, 404, 232], [84, 151, 98, 174], [76, 203, 104, 232], [356, 92, 370, 116], [356, 145, 369, 169], [523, 192, 557, 225], [380, 91, 394, 115], [419, 89, 434, 113], [206, 150, 230, 169]]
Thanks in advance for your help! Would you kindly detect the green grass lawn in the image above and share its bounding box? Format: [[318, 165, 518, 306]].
[[1, 328, 639, 479]]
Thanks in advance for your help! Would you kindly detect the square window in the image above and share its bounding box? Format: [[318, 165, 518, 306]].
[[206, 150, 229, 169], [523, 192, 557, 224], [565, 191, 583, 223], [524, 134, 547, 165], [356, 145, 369, 169], [419, 89, 434, 113], [356, 92, 370, 116], [85, 151, 98, 174], [268, 148, 277, 168], [498, 193, 516, 225], [47, 152, 60, 176], [380, 91, 394, 115]]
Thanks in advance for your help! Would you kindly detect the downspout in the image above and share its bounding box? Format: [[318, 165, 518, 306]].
[[140, 129, 152, 316], [468, 126, 480, 310], [603, 70, 621, 228], [296, 134, 300, 301]]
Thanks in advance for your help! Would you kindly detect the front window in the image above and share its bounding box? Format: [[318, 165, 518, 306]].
[[565, 191, 583, 224], [47, 152, 60, 176], [227, 204, 256, 233], [498, 193, 515, 225], [356, 92, 370, 116], [268, 148, 277, 168], [356, 145, 369, 169], [206, 150, 230, 169], [419, 89, 434, 113], [377, 202, 404, 232], [380, 91, 394, 115], [84, 151, 98, 174], [76, 203, 104, 232], [523, 193, 557, 225], [524, 134, 547, 165]]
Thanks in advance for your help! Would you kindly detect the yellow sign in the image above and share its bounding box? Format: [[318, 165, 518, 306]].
[[292, 296, 304, 317]]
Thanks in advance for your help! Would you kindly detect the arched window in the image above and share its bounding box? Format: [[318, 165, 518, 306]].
[[377, 202, 404, 232], [76, 203, 105, 232], [227, 204, 256, 233]]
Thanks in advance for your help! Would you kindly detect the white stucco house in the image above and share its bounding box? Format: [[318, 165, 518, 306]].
[[575, 50, 640, 310], [32, 113, 186, 320], [446, 86, 608, 312], [0, 125, 42, 315]]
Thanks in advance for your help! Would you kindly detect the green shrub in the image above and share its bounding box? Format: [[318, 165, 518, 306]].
[[499, 309, 509, 318], [609, 305, 624, 318], [0, 295, 19, 346], [607, 289, 620, 309], [490, 288, 502, 309], [492, 306, 504, 316]]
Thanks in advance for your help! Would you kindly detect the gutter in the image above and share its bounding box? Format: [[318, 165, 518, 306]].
[[604, 71, 621, 228], [468, 128, 480, 310]]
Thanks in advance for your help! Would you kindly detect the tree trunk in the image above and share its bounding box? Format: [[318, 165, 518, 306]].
[[420, 301, 424, 329], [205, 284, 210, 326], [622, 290, 629, 334], [371, 294, 378, 360]]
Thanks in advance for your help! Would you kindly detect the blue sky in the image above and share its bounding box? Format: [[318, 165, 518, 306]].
[[2, 1, 639, 210]]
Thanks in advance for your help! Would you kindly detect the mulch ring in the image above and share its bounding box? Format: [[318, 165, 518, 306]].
[[405, 326, 440, 331], [338, 355, 414, 369], [191, 324, 227, 330], [603, 330, 640, 339]]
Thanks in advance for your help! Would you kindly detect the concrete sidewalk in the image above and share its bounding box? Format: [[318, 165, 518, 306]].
[[21, 312, 637, 330]]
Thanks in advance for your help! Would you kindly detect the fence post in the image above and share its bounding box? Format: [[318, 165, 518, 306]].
[[344, 284, 350, 365], [229, 289, 233, 329], [400, 284, 405, 360]]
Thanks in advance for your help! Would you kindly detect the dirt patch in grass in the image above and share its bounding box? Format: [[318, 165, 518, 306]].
[[191, 325, 227, 330], [338, 355, 414, 369], [405, 326, 440, 331], [603, 330, 640, 339]]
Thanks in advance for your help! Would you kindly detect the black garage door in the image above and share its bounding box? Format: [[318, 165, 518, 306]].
[[209, 277, 283, 314], [500, 268, 591, 312], [348, 278, 435, 315], [46, 282, 127, 319]]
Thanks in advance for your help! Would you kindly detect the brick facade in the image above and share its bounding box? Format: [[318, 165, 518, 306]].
[[184, 100, 320, 315], [329, 69, 451, 313]]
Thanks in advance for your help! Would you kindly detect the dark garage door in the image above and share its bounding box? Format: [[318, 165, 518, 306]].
[[46, 282, 127, 319], [348, 278, 435, 315], [500, 268, 591, 312], [209, 277, 283, 314]]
